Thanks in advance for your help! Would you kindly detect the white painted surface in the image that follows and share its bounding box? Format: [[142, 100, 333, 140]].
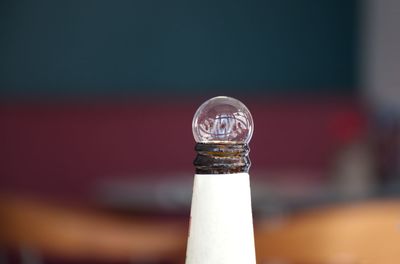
[[185, 173, 256, 264]]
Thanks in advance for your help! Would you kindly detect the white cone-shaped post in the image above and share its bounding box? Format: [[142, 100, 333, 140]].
[[186, 173, 256, 263], [186, 96, 256, 264]]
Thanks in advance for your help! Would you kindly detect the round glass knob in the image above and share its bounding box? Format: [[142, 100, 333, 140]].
[[192, 96, 253, 144]]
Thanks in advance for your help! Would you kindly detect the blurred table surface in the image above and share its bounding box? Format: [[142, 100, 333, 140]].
[[1, 194, 400, 263]]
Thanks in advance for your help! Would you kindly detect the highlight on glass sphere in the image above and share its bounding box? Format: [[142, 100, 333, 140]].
[[192, 96, 253, 144]]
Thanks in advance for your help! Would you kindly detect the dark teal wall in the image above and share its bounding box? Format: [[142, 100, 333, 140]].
[[0, 0, 357, 96]]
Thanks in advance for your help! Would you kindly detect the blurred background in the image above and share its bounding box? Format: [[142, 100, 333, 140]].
[[1, 0, 400, 263]]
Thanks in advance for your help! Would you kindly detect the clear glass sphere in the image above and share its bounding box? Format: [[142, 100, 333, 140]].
[[192, 96, 253, 143]]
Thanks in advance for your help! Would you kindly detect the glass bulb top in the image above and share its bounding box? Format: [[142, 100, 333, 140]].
[[192, 96, 253, 144]]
